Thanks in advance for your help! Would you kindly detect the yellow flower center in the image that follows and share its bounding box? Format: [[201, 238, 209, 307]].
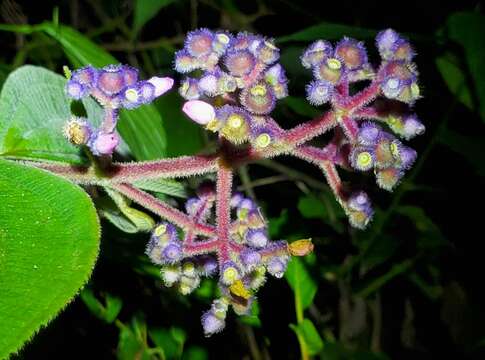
[[255, 133, 271, 148], [217, 33, 230, 44], [154, 224, 167, 236], [227, 114, 244, 129], [327, 58, 342, 70], [125, 88, 139, 102], [250, 84, 267, 96], [357, 151, 373, 167]]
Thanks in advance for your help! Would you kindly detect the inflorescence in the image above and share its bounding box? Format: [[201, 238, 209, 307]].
[[46, 28, 425, 336]]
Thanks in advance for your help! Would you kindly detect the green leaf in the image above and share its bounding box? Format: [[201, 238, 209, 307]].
[[149, 326, 186, 359], [0, 65, 101, 163], [278, 22, 377, 43], [436, 53, 474, 110], [285, 258, 317, 311], [133, 0, 177, 35], [103, 187, 155, 233], [359, 233, 400, 272], [0, 159, 100, 358], [118, 316, 162, 360], [80, 288, 123, 323], [133, 178, 187, 198], [0, 22, 168, 160], [239, 300, 262, 328], [298, 194, 326, 219], [290, 319, 324, 355], [182, 346, 208, 360], [445, 12, 485, 121], [298, 193, 345, 232], [268, 209, 289, 238]]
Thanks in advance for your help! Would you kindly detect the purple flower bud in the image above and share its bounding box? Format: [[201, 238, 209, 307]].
[[182, 100, 215, 125], [403, 115, 425, 140], [376, 29, 400, 60], [185, 28, 215, 57], [71, 65, 98, 87], [240, 82, 276, 115], [174, 50, 199, 73], [220, 261, 240, 285], [334, 37, 368, 70], [212, 31, 232, 55], [381, 77, 404, 99], [224, 49, 256, 77], [350, 146, 375, 171], [394, 145, 417, 169], [185, 197, 202, 216], [179, 77, 201, 100], [313, 57, 345, 85], [230, 192, 244, 208], [245, 229, 268, 248], [122, 65, 139, 86], [97, 64, 125, 96], [162, 242, 183, 263], [198, 255, 218, 276], [148, 76, 174, 97], [376, 167, 404, 191], [301, 40, 333, 69], [358, 122, 381, 146], [65, 80, 88, 100], [306, 80, 333, 106], [240, 248, 262, 269], [255, 40, 280, 64], [198, 73, 218, 96], [347, 191, 372, 212], [267, 257, 287, 278], [90, 131, 119, 155], [201, 310, 225, 336], [239, 198, 255, 211]]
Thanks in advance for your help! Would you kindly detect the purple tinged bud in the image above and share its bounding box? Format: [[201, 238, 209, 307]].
[[185, 197, 202, 216], [225, 50, 256, 77], [174, 49, 199, 73], [198, 73, 218, 95], [350, 147, 375, 171], [358, 122, 381, 145], [185, 28, 215, 57], [201, 310, 225, 336], [90, 131, 119, 155], [267, 257, 287, 278], [98, 65, 125, 96], [148, 76, 174, 97], [376, 29, 400, 60], [376, 167, 404, 191], [66, 80, 88, 100], [381, 77, 404, 99], [182, 100, 216, 125], [403, 116, 425, 140], [255, 40, 280, 64], [179, 77, 201, 100], [246, 229, 268, 248], [71, 66, 98, 87], [239, 198, 255, 210], [240, 82, 276, 115], [301, 40, 333, 69], [347, 191, 371, 212], [199, 256, 218, 276], [162, 242, 183, 263], [306, 80, 333, 106], [240, 248, 262, 269], [396, 146, 417, 169], [230, 193, 244, 208], [122, 65, 139, 86], [335, 37, 368, 70]]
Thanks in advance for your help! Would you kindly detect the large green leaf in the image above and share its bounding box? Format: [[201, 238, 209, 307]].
[[0, 22, 168, 160], [0, 159, 100, 358], [445, 12, 485, 121], [0, 65, 101, 163], [290, 318, 324, 356], [133, 0, 178, 35], [285, 257, 317, 311]]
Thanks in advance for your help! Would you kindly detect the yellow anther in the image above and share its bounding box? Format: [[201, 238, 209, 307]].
[[410, 83, 420, 98], [222, 267, 239, 284], [217, 33, 230, 44], [229, 280, 251, 300], [264, 40, 277, 50], [327, 58, 342, 70], [390, 142, 400, 158], [125, 88, 139, 102], [154, 224, 167, 236], [227, 114, 244, 129], [63, 65, 72, 80], [357, 151, 373, 167], [255, 133, 271, 148], [250, 84, 267, 96], [206, 119, 220, 132]]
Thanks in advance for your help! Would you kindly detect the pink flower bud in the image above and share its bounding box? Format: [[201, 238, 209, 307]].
[[148, 76, 174, 97], [182, 100, 215, 125], [92, 132, 119, 155]]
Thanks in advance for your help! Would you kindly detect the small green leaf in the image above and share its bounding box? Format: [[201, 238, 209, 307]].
[[285, 258, 317, 311], [133, 0, 177, 35], [445, 12, 485, 121], [149, 327, 185, 359], [436, 52, 474, 110], [278, 22, 377, 43], [104, 187, 155, 233], [298, 194, 326, 219], [290, 319, 324, 355], [118, 316, 161, 360], [80, 288, 123, 324], [182, 346, 208, 360], [0, 159, 100, 358]]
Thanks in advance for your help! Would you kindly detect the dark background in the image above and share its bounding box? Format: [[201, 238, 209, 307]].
[[1, 0, 484, 359]]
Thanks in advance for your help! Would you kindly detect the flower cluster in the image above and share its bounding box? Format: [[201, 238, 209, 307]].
[[43, 28, 427, 338], [301, 29, 425, 225], [145, 183, 313, 336], [63, 64, 173, 155], [175, 29, 288, 148]]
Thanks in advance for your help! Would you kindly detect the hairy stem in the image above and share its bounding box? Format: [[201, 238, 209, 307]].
[[111, 183, 215, 237], [215, 163, 233, 263]]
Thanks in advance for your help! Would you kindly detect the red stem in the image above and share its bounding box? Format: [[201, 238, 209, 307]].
[[111, 183, 216, 237], [215, 163, 233, 263]]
